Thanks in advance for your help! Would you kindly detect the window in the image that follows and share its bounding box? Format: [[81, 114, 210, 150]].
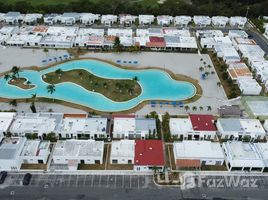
[[95, 160, 100, 164], [128, 160, 132, 164], [215, 161, 221, 165], [112, 160, 118, 164]]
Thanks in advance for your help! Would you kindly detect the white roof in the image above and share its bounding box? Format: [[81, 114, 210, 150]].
[[138, 15, 154, 23], [174, 16, 191, 25], [237, 44, 265, 61], [78, 28, 104, 36], [193, 16, 211, 25], [214, 45, 240, 62], [230, 16, 247, 26], [237, 78, 261, 95], [46, 26, 78, 36], [58, 117, 107, 133], [0, 137, 26, 160], [173, 141, 224, 159], [107, 28, 132, 37], [0, 26, 18, 35], [53, 139, 104, 157], [228, 30, 248, 38], [0, 112, 16, 133], [169, 118, 193, 135], [212, 16, 229, 26], [196, 30, 224, 38], [162, 28, 190, 37], [113, 117, 135, 133], [6, 34, 42, 45], [223, 141, 264, 168], [20, 140, 50, 157], [111, 140, 134, 158], [23, 13, 42, 22], [101, 15, 117, 22]]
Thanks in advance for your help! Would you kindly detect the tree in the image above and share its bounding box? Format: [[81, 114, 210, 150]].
[[55, 68, 63, 76], [192, 106, 197, 111], [4, 74, 10, 81], [46, 84, 56, 94], [133, 76, 139, 81], [113, 36, 123, 51], [26, 81, 31, 85], [30, 102, 37, 113], [79, 71, 83, 79], [11, 66, 20, 78], [199, 67, 204, 72], [9, 99, 17, 107], [199, 106, 203, 111], [184, 105, 190, 112], [217, 82, 221, 87], [207, 106, 212, 111], [43, 48, 49, 58], [46, 132, 57, 142], [205, 71, 210, 77]]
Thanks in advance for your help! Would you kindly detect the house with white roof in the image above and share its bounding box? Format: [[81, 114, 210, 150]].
[[251, 60, 268, 83], [156, 15, 173, 26], [200, 36, 232, 49], [236, 44, 265, 62], [101, 15, 117, 27], [113, 117, 157, 139], [52, 139, 104, 170], [173, 141, 224, 169], [20, 140, 51, 164], [212, 16, 229, 27], [237, 78, 262, 95], [162, 28, 190, 37], [80, 13, 100, 25], [228, 30, 248, 39], [196, 30, 224, 38], [214, 45, 241, 64], [216, 118, 266, 142], [110, 140, 134, 164], [255, 142, 268, 172], [0, 13, 5, 21], [119, 14, 137, 27], [174, 16, 191, 27], [0, 137, 26, 171], [74, 35, 104, 48], [107, 28, 133, 37], [56, 116, 108, 139], [193, 16, 211, 27], [0, 112, 16, 137], [3, 12, 24, 25], [222, 141, 264, 172], [60, 12, 80, 26], [230, 16, 247, 28], [23, 13, 42, 25], [227, 62, 252, 81], [9, 113, 63, 139], [6, 33, 43, 47], [44, 14, 61, 25], [138, 15, 154, 26]]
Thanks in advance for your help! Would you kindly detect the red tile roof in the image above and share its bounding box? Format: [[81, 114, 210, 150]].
[[134, 140, 164, 166], [146, 36, 166, 48], [112, 114, 135, 119], [189, 114, 216, 131], [176, 159, 201, 168], [63, 114, 87, 118]]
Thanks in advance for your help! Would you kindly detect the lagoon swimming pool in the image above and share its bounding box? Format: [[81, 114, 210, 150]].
[[0, 59, 196, 112]]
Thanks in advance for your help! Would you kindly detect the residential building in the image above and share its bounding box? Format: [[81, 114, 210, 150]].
[[170, 115, 217, 140], [52, 139, 104, 170], [200, 36, 232, 49], [218, 105, 243, 117], [222, 141, 264, 172], [228, 30, 248, 39], [9, 113, 63, 139], [3, 12, 23, 25], [113, 116, 157, 139], [110, 140, 134, 164], [134, 140, 164, 171], [216, 118, 266, 141], [214, 46, 241, 64], [101, 15, 117, 27], [173, 141, 224, 169], [80, 13, 100, 25], [156, 15, 173, 26], [0, 112, 16, 137], [56, 115, 108, 139], [237, 78, 262, 95], [20, 140, 51, 164], [23, 14, 42, 25], [119, 14, 137, 27], [107, 28, 133, 38], [44, 14, 61, 25], [138, 15, 154, 25], [193, 16, 211, 27], [227, 62, 252, 81], [255, 142, 268, 172], [174, 16, 191, 27], [60, 12, 80, 26], [212, 16, 229, 27], [0, 137, 26, 171], [196, 30, 224, 38], [230, 16, 247, 28]]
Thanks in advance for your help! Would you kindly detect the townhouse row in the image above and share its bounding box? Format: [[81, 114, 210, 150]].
[[0, 25, 197, 50], [196, 29, 267, 96], [0, 12, 247, 28]]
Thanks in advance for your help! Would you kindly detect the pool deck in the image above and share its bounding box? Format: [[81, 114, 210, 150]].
[[0, 48, 228, 115]]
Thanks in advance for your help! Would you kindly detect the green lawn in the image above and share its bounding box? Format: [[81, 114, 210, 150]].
[[0, 0, 83, 5], [43, 69, 141, 102]]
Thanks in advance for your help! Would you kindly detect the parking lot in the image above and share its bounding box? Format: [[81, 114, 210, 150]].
[[3, 174, 155, 189]]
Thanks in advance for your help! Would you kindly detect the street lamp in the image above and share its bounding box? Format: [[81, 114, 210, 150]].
[[246, 6, 250, 18]]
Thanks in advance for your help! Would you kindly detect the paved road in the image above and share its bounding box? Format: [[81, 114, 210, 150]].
[[247, 30, 268, 55], [1, 174, 268, 199]]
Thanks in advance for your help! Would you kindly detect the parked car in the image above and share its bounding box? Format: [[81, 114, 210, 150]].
[[0, 171, 7, 184], [22, 173, 32, 186]]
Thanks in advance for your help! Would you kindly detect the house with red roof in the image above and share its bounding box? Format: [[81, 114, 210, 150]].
[[188, 114, 217, 140], [169, 114, 217, 140], [134, 140, 164, 171], [145, 36, 166, 49]]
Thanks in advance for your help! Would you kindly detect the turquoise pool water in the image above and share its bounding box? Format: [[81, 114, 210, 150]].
[[0, 60, 196, 112]]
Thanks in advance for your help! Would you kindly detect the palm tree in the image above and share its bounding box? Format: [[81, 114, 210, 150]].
[[79, 71, 83, 79], [31, 93, 37, 101], [207, 106, 212, 111], [9, 99, 17, 107], [26, 81, 31, 85], [43, 48, 49, 58], [205, 71, 210, 77], [200, 58, 203, 62], [46, 84, 56, 95], [133, 76, 139, 81], [192, 106, 197, 111], [4, 74, 10, 81], [11, 66, 20, 78], [184, 105, 190, 112], [199, 106, 203, 111], [217, 81, 221, 87], [199, 67, 204, 72], [55, 68, 63, 76]]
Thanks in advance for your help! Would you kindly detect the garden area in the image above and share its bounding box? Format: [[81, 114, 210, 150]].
[[43, 68, 141, 102]]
